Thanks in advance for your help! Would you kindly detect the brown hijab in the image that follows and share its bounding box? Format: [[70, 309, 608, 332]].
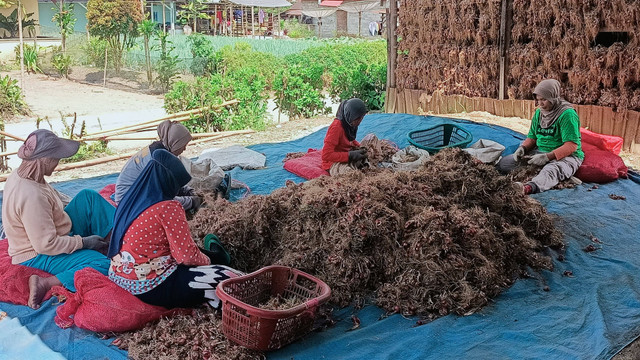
[[16, 158, 58, 183], [533, 79, 574, 129], [157, 120, 192, 153]]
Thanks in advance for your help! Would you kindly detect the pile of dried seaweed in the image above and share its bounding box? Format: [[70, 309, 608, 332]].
[[190, 148, 563, 317], [114, 309, 263, 360], [117, 148, 564, 359]]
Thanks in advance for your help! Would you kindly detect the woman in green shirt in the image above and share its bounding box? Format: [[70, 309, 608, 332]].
[[497, 79, 583, 194]]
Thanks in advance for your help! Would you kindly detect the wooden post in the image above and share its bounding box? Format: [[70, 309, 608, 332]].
[[162, 0, 167, 33], [18, 0, 25, 89], [498, 0, 507, 100], [358, 11, 362, 36], [388, 0, 397, 89], [103, 46, 108, 87], [251, 6, 255, 36]]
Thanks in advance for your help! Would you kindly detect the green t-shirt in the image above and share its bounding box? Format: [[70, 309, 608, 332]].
[[528, 108, 584, 160]]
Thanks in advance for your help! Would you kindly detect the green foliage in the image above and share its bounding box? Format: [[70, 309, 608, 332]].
[[155, 30, 179, 92], [81, 37, 112, 68], [15, 43, 41, 73], [0, 9, 37, 38], [272, 40, 387, 117], [165, 69, 268, 132], [138, 19, 156, 85], [61, 140, 112, 163], [177, 0, 208, 32], [330, 62, 387, 111], [0, 0, 15, 8], [274, 60, 329, 119], [282, 19, 314, 39], [51, 49, 73, 78], [52, 3, 76, 52], [57, 114, 111, 163], [86, 0, 143, 72], [215, 42, 282, 88], [187, 33, 215, 76], [165, 46, 271, 132], [0, 75, 28, 117]]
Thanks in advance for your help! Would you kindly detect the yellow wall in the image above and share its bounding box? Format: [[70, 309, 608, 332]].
[[0, 0, 40, 38]]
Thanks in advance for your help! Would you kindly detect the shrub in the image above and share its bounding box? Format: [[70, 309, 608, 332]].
[[214, 42, 282, 89], [0, 75, 28, 117], [273, 40, 387, 117], [330, 62, 387, 110], [187, 33, 215, 76], [14, 43, 41, 73], [82, 37, 111, 68], [165, 68, 268, 132], [155, 31, 180, 92], [282, 19, 314, 39], [273, 61, 329, 119], [51, 47, 73, 78]]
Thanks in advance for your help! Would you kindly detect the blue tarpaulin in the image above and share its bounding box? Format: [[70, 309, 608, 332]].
[[1, 114, 638, 359]]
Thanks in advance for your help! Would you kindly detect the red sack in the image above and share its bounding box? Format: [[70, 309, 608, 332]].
[[575, 143, 628, 184], [0, 239, 53, 305], [283, 149, 329, 180], [53, 268, 189, 333], [98, 184, 117, 207], [580, 128, 623, 155]]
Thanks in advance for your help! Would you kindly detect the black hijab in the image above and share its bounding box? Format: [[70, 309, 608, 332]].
[[336, 98, 368, 141]]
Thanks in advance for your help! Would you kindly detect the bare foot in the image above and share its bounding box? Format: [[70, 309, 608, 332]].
[[28, 275, 61, 309]]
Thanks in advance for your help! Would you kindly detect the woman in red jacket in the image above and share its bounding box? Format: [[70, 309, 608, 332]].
[[321, 98, 369, 176]]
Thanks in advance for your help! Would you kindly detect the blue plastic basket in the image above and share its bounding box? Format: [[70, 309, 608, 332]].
[[407, 124, 473, 153]]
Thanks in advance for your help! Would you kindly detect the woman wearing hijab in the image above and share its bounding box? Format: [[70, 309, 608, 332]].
[[2, 130, 116, 309], [497, 79, 584, 194], [108, 149, 240, 309], [321, 98, 369, 176], [115, 120, 202, 211]]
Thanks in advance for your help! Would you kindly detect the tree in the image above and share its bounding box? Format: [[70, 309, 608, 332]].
[[52, 2, 76, 53], [86, 0, 143, 73], [177, 0, 208, 33], [138, 18, 156, 85]]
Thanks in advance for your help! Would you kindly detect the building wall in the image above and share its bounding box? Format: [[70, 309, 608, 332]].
[[301, 2, 383, 38], [0, 0, 40, 38], [38, 1, 88, 36]]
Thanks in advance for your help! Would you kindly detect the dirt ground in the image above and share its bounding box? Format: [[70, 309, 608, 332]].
[[2, 69, 639, 357]]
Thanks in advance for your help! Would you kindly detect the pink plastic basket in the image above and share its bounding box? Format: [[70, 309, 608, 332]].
[[216, 265, 331, 351]]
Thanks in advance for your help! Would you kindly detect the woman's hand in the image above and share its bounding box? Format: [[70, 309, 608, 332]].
[[348, 149, 367, 163], [82, 235, 109, 255]]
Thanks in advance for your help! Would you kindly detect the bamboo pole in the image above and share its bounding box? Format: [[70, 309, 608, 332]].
[[82, 100, 239, 138], [0, 150, 18, 158], [0, 131, 25, 142], [0, 128, 256, 182], [189, 129, 255, 144], [98, 129, 255, 141], [55, 152, 137, 171]]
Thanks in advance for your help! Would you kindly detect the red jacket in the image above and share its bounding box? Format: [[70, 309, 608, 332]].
[[321, 119, 360, 170]]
